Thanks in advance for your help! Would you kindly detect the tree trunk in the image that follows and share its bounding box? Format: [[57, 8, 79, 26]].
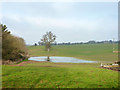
[[47, 48, 50, 61], [48, 48, 50, 52], [47, 56, 50, 61]]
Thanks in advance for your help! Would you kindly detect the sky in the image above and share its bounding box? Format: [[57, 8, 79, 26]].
[[0, 2, 118, 45]]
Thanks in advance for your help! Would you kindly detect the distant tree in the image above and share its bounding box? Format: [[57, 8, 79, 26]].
[[34, 43, 37, 46], [109, 40, 112, 43], [88, 40, 96, 44], [68, 42, 71, 45], [41, 31, 56, 51], [54, 41, 57, 45], [41, 31, 56, 61], [38, 41, 41, 45]]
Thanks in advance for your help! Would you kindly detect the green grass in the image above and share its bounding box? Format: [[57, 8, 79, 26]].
[[2, 44, 119, 88], [2, 62, 118, 88], [27, 44, 118, 62], [17, 59, 28, 64]]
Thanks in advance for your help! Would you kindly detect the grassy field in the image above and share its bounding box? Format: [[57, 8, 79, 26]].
[[28, 43, 118, 62], [2, 44, 119, 88], [2, 62, 118, 88]]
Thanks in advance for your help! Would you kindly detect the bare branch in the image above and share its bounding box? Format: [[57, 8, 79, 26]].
[[41, 31, 56, 51]]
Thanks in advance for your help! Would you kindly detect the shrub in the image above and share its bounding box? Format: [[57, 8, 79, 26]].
[[1, 24, 28, 62]]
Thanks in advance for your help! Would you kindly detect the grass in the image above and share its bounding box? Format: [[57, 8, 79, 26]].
[[2, 43, 119, 88], [27, 43, 118, 62], [16, 59, 28, 64], [2, 62, 118, 88]]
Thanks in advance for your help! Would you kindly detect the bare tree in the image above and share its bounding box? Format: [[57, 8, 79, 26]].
[[41, 31, 56, 61], [41, 31, 56, 51]]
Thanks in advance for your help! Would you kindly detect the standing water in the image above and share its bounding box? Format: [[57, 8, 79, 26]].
[[28, 56, 97, 63]]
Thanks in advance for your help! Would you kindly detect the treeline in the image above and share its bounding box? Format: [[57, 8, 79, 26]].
[[1, 24, 28, 64], [34, 40, 118, 46]]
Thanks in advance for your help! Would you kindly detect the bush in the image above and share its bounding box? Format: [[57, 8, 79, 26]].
[[1, 24, 28, 62]]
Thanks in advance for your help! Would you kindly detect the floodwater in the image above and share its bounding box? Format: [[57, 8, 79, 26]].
[[28, 56, 97, 63]]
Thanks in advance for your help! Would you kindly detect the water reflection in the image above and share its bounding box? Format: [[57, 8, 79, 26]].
[[28, 56, 97, 63]]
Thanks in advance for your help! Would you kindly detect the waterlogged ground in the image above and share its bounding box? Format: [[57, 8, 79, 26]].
[[2, 60, 118, 88], [28, 56, 97, 63]]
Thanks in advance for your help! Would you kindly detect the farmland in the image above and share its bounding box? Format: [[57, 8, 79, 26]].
[[28, 43, 118, 63], [2, 62, 118, 88], [2, 43, 119, 88]]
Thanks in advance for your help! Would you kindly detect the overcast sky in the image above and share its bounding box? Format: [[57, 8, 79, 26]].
[[0, 2, 118, 45]]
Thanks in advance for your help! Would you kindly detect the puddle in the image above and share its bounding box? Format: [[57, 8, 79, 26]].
[[28, 56, 97, 63]]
